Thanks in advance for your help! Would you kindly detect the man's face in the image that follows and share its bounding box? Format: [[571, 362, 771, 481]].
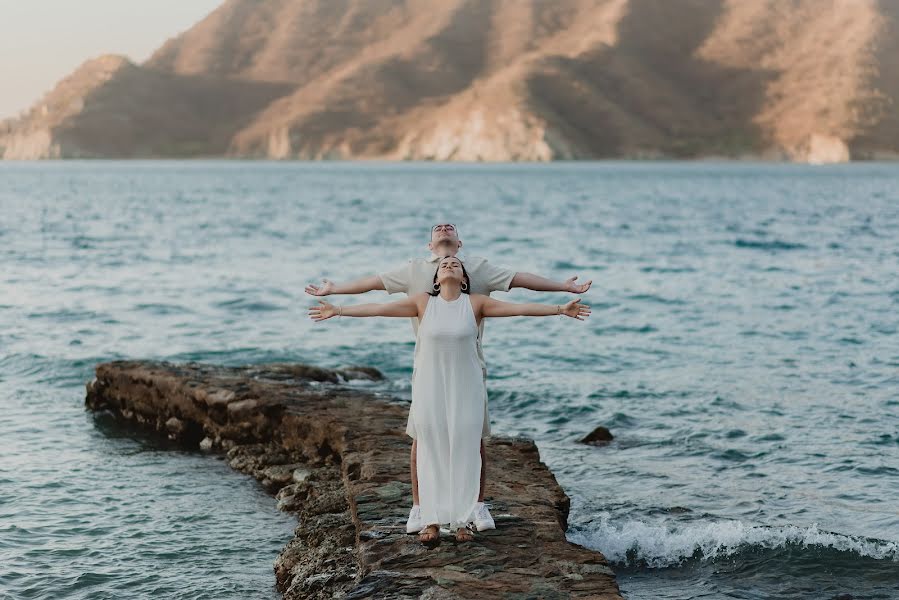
[[429, 223, 461, 252]]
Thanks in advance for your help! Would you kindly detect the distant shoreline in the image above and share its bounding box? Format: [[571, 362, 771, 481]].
[[3, 156, 899, 165]]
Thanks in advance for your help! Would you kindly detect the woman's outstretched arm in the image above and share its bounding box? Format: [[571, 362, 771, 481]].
[[478, 296, 590, 320], [309, 294, 424, 322]]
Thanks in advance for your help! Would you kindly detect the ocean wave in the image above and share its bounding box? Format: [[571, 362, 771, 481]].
[[733, 238, 808, 251], [569, 516, 899, 568]]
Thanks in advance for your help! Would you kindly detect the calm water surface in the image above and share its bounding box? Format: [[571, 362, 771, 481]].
[[1, 161, 897, 599]]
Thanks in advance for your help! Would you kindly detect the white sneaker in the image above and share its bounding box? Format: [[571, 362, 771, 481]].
[[470, 502, 495, 531], [406, 505, 422, 534]]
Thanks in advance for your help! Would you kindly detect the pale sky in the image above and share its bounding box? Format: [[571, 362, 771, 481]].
[[0, 0, 224, 119]]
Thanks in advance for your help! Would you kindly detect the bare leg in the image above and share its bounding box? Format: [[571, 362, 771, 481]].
[[409, 438, 418, 504], [411, 438, 419, 505], [478, 439, 486, 502]]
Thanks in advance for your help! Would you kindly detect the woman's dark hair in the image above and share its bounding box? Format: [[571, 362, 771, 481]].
[[429, 256, 471, 296]]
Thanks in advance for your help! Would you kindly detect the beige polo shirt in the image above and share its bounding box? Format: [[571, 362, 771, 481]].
[[379, 253, 515, 439]]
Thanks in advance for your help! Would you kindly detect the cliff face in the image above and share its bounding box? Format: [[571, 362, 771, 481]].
[[3, 0, 899, 162], [0, 54, 292, 159]]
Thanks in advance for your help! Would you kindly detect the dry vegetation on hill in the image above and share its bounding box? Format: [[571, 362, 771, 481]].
[[2, 0, 897, 161]]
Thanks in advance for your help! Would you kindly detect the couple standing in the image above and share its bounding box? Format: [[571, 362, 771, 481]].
[[307, 224, 591, 543]]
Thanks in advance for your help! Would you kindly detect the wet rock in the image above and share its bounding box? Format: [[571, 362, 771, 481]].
[[337, 366, 384, 381], [580, 426, 614, 445], [263, 464, 307, 485], [267, 363, 342, 383], [165, 417, 185, 437], [276, 481, 312, 512]]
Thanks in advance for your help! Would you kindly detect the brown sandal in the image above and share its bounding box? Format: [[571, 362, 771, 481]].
[[455, 524, 475, 542], [419, 524, 439, 544]]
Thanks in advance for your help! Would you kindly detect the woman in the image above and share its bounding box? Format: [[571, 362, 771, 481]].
[[309, 256, 590, 544]]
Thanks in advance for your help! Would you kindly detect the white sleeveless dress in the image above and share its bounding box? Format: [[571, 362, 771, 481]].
[[410, 293, 484, 530]]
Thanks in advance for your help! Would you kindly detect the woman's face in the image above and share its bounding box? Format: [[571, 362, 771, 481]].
[[436, 257, 464, 285]]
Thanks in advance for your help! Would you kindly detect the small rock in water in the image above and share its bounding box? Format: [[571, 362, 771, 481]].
[[579, 426, 613, 445], [199, 436, 214, 451]]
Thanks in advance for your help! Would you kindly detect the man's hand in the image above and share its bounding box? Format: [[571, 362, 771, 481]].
[[305, 279, 335, 296], [565, 276, 592, 294], [510, 272, 594, 293]]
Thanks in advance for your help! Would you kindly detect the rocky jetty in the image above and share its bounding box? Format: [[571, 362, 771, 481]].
[[84, 360, 622, 599]]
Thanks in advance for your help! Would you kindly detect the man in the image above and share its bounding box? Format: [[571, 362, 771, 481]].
[[305, 223, 591, 534]]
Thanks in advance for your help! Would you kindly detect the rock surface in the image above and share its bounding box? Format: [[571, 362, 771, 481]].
[[579, 426, 614, 446], [6, 1, 899, 162], [84, 360, 622, 599]]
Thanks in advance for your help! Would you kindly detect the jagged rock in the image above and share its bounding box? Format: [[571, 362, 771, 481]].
[[263, 464, 307, 485], [276, 481, 312, 512], [202, 388, 235, 407], [165, 417, 185, 436]]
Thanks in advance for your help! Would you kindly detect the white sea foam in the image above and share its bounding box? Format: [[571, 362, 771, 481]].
[[569, 515, 899, 568]]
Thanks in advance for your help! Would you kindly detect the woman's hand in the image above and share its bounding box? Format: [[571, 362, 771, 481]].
[[308, 300, 338, 322], [561, 298, 591, 320]]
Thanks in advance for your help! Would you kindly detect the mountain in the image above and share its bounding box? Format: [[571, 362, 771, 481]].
[[3, 0, 899, 162]]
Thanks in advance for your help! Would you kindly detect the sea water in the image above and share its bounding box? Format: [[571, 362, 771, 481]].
[[1, 161, 897, 599]]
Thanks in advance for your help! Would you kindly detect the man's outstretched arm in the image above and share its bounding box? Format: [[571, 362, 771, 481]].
[[510, 272, 592, 294], [305, 275, 386, 296]]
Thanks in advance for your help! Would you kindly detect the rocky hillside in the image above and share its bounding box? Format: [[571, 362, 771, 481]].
[[3, 0, 898, 162]]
